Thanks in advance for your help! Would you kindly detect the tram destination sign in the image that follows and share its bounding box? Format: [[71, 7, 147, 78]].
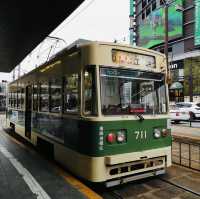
[[100, 68, 164, 81], [112, 50, 155, 68]]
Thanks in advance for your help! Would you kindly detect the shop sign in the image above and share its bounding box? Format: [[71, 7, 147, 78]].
[[169, 60, 183, 70]]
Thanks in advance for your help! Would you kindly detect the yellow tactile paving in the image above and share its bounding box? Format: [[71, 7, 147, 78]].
[[1, 129, 102, 199]]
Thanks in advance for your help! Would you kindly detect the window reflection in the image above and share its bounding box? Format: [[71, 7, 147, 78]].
[[40, 83, 49, 112], [100, 68, 167, 115], [50, 79, 62, 113], [13, 92, 17, 108], [84, 68, 97, 115], [21, 87, 25, 109], [17, 86, 21, 109], [8, 92, 11, 107], [64, 74, 79, 113], [33, 84, 38, 111]]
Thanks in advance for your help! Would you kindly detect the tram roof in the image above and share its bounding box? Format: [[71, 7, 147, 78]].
[[9, 40, 166, 85], [51, 40, 166, 59], [0, 0, 84, 73]]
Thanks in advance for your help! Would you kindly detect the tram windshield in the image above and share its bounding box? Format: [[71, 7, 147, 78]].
[[100, 67, 167, 115]]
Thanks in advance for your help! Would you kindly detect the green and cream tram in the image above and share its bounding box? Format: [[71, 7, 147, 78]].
[[7, 41, 171, 186]]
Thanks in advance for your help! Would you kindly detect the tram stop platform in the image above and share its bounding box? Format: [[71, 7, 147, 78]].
[[0, 116, 101, 199], [171, 123, 200, 172], [172, 124, 200, 144]]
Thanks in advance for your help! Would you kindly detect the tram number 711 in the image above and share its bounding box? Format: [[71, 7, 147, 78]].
[[134, 130, 147, 140]]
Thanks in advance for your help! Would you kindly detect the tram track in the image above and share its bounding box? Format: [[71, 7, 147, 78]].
[[98, 175, 200, 199], [2, 114, 200, 199], [107, 190, 124, 199], [158, 177, 200, 197]]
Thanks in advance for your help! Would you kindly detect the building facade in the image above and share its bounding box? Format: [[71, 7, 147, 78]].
[[130, 0, 200, 103]]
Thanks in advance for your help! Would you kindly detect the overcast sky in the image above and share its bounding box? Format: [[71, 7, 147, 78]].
[[51, 0, 130, 44], [0, 0, 130, 82]]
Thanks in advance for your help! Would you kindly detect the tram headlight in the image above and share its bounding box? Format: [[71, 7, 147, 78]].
[[106, 133, 116, 144], [161, 128, 170, 137], [117, 131, 126, 143], [154, 129, 161, 139]]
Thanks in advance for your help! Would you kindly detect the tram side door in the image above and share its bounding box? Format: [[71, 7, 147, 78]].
[[25, 85, 32, 139]]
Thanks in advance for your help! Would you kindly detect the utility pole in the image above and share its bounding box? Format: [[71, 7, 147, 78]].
[[162, 0, 183, 82], [163, 1, 170, 84], [164, 4, 169, 75], [189, 58, 193, 102]]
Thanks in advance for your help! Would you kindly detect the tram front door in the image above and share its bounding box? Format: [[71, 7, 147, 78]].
[[25, 85, 32, 139]]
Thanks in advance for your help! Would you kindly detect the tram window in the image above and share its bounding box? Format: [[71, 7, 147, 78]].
[[11, 92, 14, 108], [21, 87, 25, 109], [7, 92, 9, 107], [84, 67, 97, 115], [64, 74, 79, 113], [16, 91, 18, 108], [146, 6, 151, 17], [40, 82, 49, 112], [9, 92, 11, 107], [100, 68, 167, 115], [142, 0, 147, 8], [13, 92, 16, 108], [9, 92, 12, 107], [33, 84, 38, 111], [13, 92, 17, 108], [142, 12, 145, 20], [17, 88, 21, 109], [50, 79, 62, 113], [152, 0, 156, 10], [11, 93, 13, 107]]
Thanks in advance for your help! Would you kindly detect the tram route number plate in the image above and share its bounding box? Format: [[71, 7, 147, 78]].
[[134, 130, 147, 140]]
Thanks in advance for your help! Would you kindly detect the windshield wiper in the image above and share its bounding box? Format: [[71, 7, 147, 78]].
[[136, 113, 144, 122]]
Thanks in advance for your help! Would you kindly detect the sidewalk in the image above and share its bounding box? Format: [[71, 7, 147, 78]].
[[0, 116, 92, 199], [171, 124, 200, 143]]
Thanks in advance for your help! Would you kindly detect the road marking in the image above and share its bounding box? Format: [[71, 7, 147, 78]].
[[0, 145, 51, 199], [1, 129, 102, 199], [56, 167, 103, 199]]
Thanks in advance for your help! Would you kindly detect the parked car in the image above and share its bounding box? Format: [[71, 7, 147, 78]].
[[169, 102, 200, 123]]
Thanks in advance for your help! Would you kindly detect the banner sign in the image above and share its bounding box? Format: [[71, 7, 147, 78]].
[[138, 0, 183, 48], [195, 0, 200, 45]]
